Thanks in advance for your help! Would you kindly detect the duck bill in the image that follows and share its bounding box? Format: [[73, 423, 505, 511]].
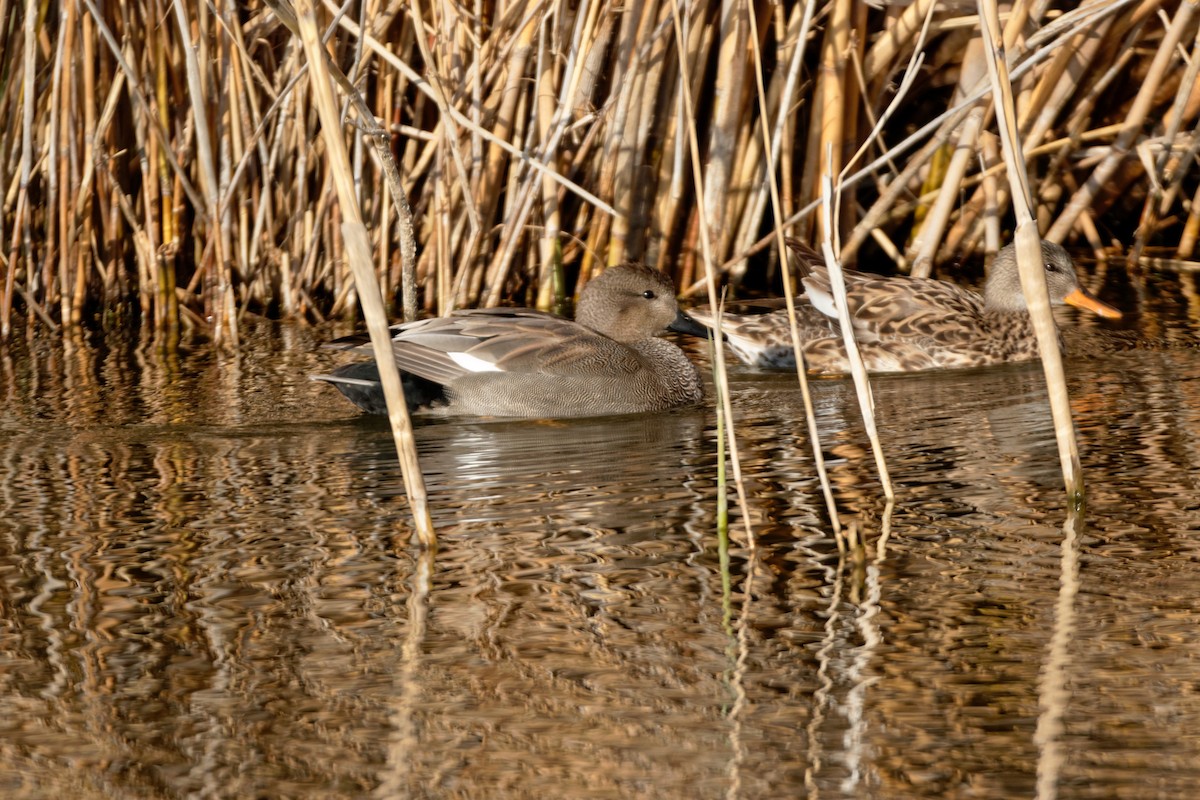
[[1062, 288, 1122, 319], [668, 309, 716, 338]]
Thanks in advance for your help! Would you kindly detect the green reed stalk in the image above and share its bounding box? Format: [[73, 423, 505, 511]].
[[668, 0, 755, 553], [745, 0, 844, 542], [711, 329, 734, 635]]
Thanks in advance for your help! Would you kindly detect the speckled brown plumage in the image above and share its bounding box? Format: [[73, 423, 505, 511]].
[[691, 241, 1122, 374]]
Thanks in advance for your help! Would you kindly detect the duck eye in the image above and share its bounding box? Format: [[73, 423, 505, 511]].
[[642, 290, 656, 299], [1045, 262, 1060, 274]]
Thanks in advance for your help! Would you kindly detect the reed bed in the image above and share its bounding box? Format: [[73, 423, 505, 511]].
[[1, 0, 1196, 338]]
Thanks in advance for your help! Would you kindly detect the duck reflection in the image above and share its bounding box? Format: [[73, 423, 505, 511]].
[[325, 409, 711, 533]]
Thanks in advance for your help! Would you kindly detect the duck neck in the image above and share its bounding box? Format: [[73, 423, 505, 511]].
[[631, 338, 704, 403], [980, 309, 1065, 355]]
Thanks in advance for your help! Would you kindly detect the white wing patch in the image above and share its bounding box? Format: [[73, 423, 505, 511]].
[[805, 284, 838, 319], [448, 352, 503, 373]]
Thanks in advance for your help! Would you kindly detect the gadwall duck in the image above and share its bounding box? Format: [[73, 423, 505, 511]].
[[314, 263, 707, 417], [690, 241, 1122, 373]]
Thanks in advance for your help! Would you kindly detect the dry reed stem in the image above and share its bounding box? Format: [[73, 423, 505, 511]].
[[745, 0, 843, 540], [978, 0, 1082, 500], [667, 0, 755, 553], [703, 1, 749, 260], [290, 0, 434, 547], [730, 2, 804, 285], [172, 0, 236, 348], [1047, 0, 1195, 244], [2, 0, 1194, 341], [3, 0, 37, 340], [821, 165, 894, 505]]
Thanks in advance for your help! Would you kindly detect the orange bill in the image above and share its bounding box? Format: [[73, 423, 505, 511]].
[[1062, 287, 1122, 319]]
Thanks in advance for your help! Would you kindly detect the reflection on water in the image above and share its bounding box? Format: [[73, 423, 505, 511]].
[[0, 276, 1198, 798]]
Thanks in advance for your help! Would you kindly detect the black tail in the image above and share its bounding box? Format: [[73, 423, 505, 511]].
[[313, 361, 447, 414]]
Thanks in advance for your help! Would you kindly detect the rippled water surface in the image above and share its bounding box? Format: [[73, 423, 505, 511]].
[[1, 271, 1199, 799]]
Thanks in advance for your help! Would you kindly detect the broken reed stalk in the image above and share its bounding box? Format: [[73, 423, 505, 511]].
[[289, 0, 434, 548], [977, 0, 1082, 501]]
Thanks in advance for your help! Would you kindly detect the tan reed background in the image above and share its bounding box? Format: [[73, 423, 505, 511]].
[[1, 0, 1196, 341]]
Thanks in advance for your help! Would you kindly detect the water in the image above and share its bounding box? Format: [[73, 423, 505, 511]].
[[1, 270, 1198, 799]]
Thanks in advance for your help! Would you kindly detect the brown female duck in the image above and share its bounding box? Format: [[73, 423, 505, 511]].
[[690, 241, 1122, 373]]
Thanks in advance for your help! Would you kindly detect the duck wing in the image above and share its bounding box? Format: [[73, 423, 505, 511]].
[[359, 308, 646, 384], [802, 268, 987, 343]]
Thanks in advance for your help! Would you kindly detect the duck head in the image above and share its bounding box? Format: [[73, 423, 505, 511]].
[[576, 264, 710, 341], [983, 241, 1122, 319]]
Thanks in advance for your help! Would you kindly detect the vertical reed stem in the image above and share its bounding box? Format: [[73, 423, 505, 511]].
[[289, 0, 435, 548], [977, 0, 1083, 501]]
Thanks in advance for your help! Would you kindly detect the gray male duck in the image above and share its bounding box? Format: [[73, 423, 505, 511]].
[[690, 240, 1122, 373], [315, 263, 708, 417]]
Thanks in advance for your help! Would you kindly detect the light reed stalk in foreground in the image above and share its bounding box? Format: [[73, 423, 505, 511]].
[[977, 0, 1082, 501], [668, 0, 755, 553], [289, 0, 434, 548], [833, 9, 945, 510], [668, 17, 760, 770], [821, 165, 895, 506], [745, 0, 844, 545]]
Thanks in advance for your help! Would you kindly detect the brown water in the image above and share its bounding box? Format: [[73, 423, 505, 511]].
[[1, 271, 1199, 799]]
